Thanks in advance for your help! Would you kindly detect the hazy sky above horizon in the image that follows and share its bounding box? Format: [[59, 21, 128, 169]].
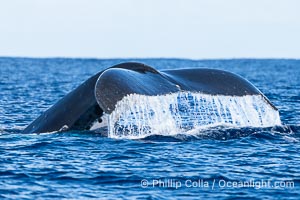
[[0, 0, 299, 59]]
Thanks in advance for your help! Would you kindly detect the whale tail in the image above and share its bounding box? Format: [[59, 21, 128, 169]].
[[23, 62, 280, 134]]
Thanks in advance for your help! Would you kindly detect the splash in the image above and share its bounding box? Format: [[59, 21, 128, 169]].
[[106, 92, 281, 139]]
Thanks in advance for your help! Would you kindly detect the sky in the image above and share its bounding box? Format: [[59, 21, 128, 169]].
[[0, 0, 299, 59]]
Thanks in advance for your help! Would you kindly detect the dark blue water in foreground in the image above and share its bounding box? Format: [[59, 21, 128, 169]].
[[0, 58, 299, 199]]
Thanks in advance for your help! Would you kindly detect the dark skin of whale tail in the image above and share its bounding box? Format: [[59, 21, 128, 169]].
[[22, 72, 103, 134], [23, 62, 276, 134]]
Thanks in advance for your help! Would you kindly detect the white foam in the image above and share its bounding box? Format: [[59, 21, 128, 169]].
[[106, 92, 281, 139]]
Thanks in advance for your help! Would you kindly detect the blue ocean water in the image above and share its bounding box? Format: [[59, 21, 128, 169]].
[[0, 57, 299, 199]]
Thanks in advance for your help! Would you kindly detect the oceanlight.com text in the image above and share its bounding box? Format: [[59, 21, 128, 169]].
[[140, 179, 295, 190]]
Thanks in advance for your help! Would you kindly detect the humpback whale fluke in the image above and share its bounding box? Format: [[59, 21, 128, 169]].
[[22, 62, 280, 134]]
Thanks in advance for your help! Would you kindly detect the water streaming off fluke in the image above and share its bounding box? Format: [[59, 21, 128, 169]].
[[106, 92, 281, 139]]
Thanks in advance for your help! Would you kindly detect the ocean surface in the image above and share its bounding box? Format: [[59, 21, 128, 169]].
[[0, 57, 299, 199]]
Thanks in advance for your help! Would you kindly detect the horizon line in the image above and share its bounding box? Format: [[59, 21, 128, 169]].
[[0, 56, 300, 61]]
